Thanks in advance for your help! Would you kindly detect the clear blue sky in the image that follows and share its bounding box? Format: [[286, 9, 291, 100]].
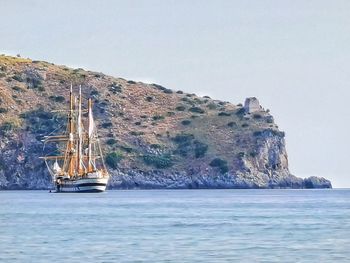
[[1, 0, 349, 187]]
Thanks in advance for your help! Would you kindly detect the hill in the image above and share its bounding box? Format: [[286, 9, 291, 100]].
[[0, 55, 331, 189]]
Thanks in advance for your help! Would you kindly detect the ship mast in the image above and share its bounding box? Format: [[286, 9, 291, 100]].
[[77, 85, 84, 175], [68, 84, 75, 177], [87, 98, 93, 172]]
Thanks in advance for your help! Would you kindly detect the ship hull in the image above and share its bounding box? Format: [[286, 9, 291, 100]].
[[56, 177, 109, 193]]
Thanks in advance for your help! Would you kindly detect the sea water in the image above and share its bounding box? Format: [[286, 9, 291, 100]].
[[0, 189, 349, 262]]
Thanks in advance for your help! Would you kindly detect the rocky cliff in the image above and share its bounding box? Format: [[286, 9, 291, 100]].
[[0, 55, 331, 189]]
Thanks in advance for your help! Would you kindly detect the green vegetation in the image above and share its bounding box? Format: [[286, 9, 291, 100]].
[[49, 95, 65, 103], [12, 74, 23, 82], [253, 113, 262, 119], [120, 146, 133, 153], [181, 120, 191, 125], [106, 138, 117, 145], [146, 96, 153, 102], [143, 154, 173, 169], [189, 106, 205, 114], [108, 83, 122, 93], [173, 133, 194, 144], [227, 122, 237, 127], [194, 140, 208, 158], [105, 151, 123, 169], [218, 112, 231, 116], [207, 103, 217, 110], [90, 90, 99, 96], [175, 105, 186, 111], [150, 144, 162, 149], [130, 131, 145, 136], [12, 86, 24, 92], [236, 108, 246, 116], [0, 108, 8, 113], [102, 122, 113, 128], [163, 88, 173, 94], [152, 115, 164, 121], [209, 158, 229, 174]]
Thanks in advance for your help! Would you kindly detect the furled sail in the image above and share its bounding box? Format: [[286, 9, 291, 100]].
[[53, 159, 62, 174]]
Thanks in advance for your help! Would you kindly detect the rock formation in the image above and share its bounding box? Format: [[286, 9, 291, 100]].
[[0, 55, 331, 189]]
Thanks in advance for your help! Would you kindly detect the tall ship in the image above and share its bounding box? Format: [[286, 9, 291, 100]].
[[40, 86, 109, 192]]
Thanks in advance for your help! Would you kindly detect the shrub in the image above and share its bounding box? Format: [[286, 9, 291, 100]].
[[209, 158, 228, 174], [242, 123, 249, 128], [0, 108, 8, 113], [207, 103, 217, 110], [37, 85, 45, 92], [218, 112, 231, 116], [193, 98, 203, 104], [26, 76, 43, 90], [236, 108, 246, 116], [266, 116, 274, 123], [134, 121, 141, 126], [91, 90, 99, 96], [12, 86, 23, 92], [150, 144, 162, 149], [253, 113, 262, 119], [105, 151, 123, 169], [127, 80, 136, 84], [167, 111, 175, 116], [172, 133, 195, 157], [106, 138, 117, 145], [152, 115, 164, 121], [203, 96, 211, 99], [250, 151, 258, 157], [176, 90, 183, 94], [120, 146, 133, 153], [0, 119, 21, 135], [181, 120, 191, 125], [176, 105, 186, 111], [173, 133, 194, 144], [49, 95, 65, 103], [108, 83, 122, 93], [130, 131, 144, 136], [237, 152, 245, 158], [194, 140, 208, 158], [152, 84, 166, 91], [12, 74, 23, 82], [143, 154, 173, 169], [163, 88, 173, 94], [253, 131, 263, 137], [102, 122, 113, 128], [189, 107, 205, 114], [145, 96, 153, 102], [181, 97, 191, 102], [227, 122, 237, 127]]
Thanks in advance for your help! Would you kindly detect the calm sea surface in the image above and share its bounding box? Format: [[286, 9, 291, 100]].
[[0, 189, 349, 262]]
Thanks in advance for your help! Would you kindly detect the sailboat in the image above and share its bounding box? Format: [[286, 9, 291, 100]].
[[40, 85, 109, 192]]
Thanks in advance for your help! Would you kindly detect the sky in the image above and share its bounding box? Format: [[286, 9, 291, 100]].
[[0, 0, 349, 187]]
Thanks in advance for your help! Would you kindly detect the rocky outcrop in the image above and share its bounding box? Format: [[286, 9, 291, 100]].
[[0, 55, 332, 190]]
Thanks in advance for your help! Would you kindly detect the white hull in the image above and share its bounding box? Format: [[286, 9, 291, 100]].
[[56, 177, 109, 193]]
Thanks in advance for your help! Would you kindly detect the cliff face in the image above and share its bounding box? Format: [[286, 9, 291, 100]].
[[0, 55, 331, 189]]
